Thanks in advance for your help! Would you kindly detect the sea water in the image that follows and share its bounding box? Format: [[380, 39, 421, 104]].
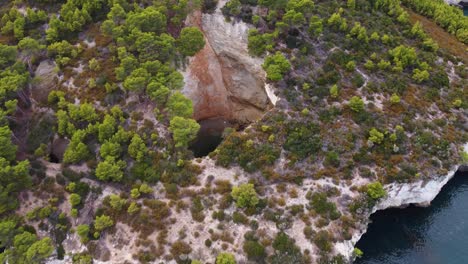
[[355, 170, 468, 264]]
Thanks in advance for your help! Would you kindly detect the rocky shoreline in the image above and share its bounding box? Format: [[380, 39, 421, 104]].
[[36, 1, 467, 263], [336, 143, 468, 262]]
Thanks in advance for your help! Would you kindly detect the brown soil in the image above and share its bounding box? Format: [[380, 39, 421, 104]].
[[406, 8, 468, 63]]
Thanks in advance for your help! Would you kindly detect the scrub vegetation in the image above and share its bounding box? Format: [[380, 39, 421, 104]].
[[0, 0, 466, 263]]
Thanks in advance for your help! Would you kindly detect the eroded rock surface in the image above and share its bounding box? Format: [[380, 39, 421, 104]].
[[182, 2, 271, 124], [32, 60, 57, 104]]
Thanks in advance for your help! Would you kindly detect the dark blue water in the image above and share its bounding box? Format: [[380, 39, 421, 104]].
[[355, 170, 468, 264]]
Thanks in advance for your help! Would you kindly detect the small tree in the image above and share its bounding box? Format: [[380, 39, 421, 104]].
[[130, 188, 140, 198], [128, 134, 147, 162], [178, 26, 205, 56], [412, 68, 429, 83], [329, 84, 339, 98], [25, 237, 54, 262], [216, 252, 236, 264], [109, 194, 126, 211], [309, 16, 323, 36], [390, 93, 400, 104], [88, 58, 100, 71], [139, 183, 153, 194], [231, 183, 259, 208], [366, 182, 386, 200], [368, 128, 384, 144], [167, 92, 194, 118], [349, 96, 364, 112], [76, 224, 90, 243], [69, 193, 81, 207], [410, 22, 426, 39], [353, 247, 364, 258], [262, 52, 291, 81], [17, 37, 44, 67], [94, 215, 114, 232], [243, 240, 266, 261], [169, 116, 200, 148], [370, 32, 379, 41], [453, 99, 462, 108], [127, 202, 140, 214], [95, 158, 126, 182]]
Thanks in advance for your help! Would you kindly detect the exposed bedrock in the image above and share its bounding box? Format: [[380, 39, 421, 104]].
[[31, 60, 57, 104], [182, 3, 272, 124], [336, 142, 468, 262]]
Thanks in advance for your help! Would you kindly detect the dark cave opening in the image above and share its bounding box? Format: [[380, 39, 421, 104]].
[[49, 152, 60, 163], [286, 28, 300, 49], [189, 118, 234, 158]]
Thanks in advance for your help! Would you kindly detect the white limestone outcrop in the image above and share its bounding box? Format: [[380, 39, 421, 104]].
[[335, 143, 468, 262], [182, 1, 273, 123]]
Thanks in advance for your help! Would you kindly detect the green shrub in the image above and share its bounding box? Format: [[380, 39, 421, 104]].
[[353, 247, 363, 258], [232, 211, 248, 224], [76, 224, 90, 243], [94, 215, 114, 232], [390, 93, 400, 104], [69, 193, 81, 207], [368, 128, 384, 145], [349, 96, 365, 112], [269, 232, 303, 262], [313, 230, 332, 252], [231, 183, 259, 208], [324, 151, 340, 167], [262, 52, 291, 81], [284, 122, 321, 159], [243, 240, 266, 261], [310, 192, 341, 220], [170, 241, 192, 263], [216, 252, 236, 264], [366, 182, 386, 200]]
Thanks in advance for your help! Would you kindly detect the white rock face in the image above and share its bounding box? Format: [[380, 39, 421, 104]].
[[445, 0, 461, 4], [32, 60, 57, 104], [265, 83, 279, 105], [182, 2, 273, 123], [335, 143, 468, 261]]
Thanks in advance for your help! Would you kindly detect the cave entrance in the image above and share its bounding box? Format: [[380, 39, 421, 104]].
[[189, 118, 234, 158], [49, 152, 60, 163]]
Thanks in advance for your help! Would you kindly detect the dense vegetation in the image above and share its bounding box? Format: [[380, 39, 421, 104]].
[[0, 0, 466, 263], [214, 0, 467, 260], [402, 0, 468, 44], [0, 0, 206, 262]]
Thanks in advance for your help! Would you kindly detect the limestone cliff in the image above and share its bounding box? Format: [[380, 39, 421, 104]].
[[182, 1, 272, 124], [335, 142, 468, 262]]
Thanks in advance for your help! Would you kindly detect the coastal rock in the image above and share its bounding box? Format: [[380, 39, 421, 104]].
[[458, 165, 468, 172], [335, 143, 468, 262], [445, 0, 462, 4]]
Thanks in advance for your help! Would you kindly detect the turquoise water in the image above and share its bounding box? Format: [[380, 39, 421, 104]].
[[355, 170, 468, 264]]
